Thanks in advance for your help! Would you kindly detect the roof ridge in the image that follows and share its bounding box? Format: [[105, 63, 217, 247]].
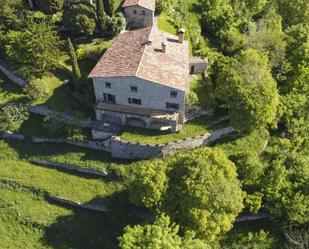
[[135, 26, 153, 76]]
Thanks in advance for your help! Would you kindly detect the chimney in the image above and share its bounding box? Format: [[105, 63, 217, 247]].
[[161, 41, 167, 53], [178, 28, 185, 43]]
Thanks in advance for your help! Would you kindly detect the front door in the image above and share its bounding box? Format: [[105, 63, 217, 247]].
[[103, 93, 116, 104]]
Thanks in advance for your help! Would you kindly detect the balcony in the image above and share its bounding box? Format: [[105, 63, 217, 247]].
[[95, 101, 178, 120]]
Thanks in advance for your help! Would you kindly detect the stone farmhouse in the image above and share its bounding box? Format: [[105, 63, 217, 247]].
[[89, 0, 207, 132], [123, 0, 155, 29]]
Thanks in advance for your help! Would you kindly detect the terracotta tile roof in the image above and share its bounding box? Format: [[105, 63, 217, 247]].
[[88, 28, 152, 78], [89, 27, 190, 92], [123, 0, 156, 11]]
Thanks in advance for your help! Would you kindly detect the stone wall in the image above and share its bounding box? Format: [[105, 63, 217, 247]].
[[124, 6, 154, 29], [0, 64, 28, 87], [2, 127, 235, 160]]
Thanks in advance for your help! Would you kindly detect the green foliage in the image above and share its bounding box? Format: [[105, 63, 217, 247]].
[[244, 193, 263, 213], [0, 103, 29, 131], [96, 0, 106, 34], [277, 0, 309, 26], [280, 67, 309, 146], [23, 80, 49, 101], [0, 0, 25, 31], [4, 20, 63, 78], [106, 12, 126, 36], [119, 214, 211, 249], [185, 91, 199, 106], [67, 38, 81, 87], [243, 11, 287, 76], [221, 230, 275, 249], [215, 49, 279, 133], [284, 24, 309, 70], [130, 147, 244, 240], [129, 159, 168, 210], [262, 138, 309, 224], [34, 0, 64, 14], [63, 1, 96, 35], [104, 0, 114, 16], [156, 0, 174, 14]]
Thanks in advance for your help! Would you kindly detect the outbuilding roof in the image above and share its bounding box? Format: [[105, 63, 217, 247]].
[[122, 0, 156, 11], [88, 27, 190, 92]]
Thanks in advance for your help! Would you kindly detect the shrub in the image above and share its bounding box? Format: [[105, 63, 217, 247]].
[[106, 12, 125, 36], [0, 103, 29, 131], [24, 80, 49, 101], [185, 91, 199, 106]]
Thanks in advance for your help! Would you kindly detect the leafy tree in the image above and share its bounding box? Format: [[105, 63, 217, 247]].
[[118, 214, 211, 249], [0, 103, 29, 131], [24, 80, 49, 101], [243, 11, 287, 78], [0, 0, 25, 31], [4, 19, 63, 78], [276, 0, 309, 26], [185, 91, 199, 106], [63, 1, 96, 36], [221, 230, 275, 249], [96, 0, 106, 34], [156, 0, 174, 14], [284, 24, 309, 70], [106, 12, 126, 36], [34, 0, 64, 14], [215, 49, 279, 133], [103, 0, 114, 16], [67, 38, 81, 87], [262, 138, 309, 224], [130, 147, 244, 240], [280, 67, 309, 146]]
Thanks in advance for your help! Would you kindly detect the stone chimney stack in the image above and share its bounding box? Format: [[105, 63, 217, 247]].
[[161, 41, 167, 53], [178, 28, 185, 43]]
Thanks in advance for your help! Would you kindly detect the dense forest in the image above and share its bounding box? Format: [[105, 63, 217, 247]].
[[0, 0, 308, 248]]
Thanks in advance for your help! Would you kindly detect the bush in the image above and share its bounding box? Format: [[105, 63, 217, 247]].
[[63, 1, 96, 36], [106, 12, 126, 36], [24, 80, 49, 101], [0, 103, 29, 131], [185, 91, 199, 106]]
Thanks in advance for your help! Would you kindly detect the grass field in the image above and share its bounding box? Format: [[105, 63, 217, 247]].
[[119, 115, 229, 145], [0, 137, 141, 249]]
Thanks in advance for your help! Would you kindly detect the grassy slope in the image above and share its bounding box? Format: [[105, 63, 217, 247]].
[[0, 138, 140, 249], [119, 115, 228, 145], [0, 72, 25, 105]]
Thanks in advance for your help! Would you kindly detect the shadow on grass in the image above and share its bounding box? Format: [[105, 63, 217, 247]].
[[42, 191, 147, 249]]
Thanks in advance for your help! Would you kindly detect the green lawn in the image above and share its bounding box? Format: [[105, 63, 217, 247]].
[[119, 115, 228, 145], [158, 12, 178, 35], [190, 75, 208, 108], [0, 72, 25, 105], [0, 137, 141, 248]]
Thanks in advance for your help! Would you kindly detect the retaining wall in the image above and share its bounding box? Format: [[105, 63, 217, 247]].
[[4, 127, 235, 160], [0, 64, 28, 87]]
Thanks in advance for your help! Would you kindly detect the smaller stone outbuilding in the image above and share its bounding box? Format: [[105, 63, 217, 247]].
[[189, 57, 208, 74], [123, 0, 155, 29]]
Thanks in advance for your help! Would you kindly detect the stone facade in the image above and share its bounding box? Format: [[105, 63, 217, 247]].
[[124, 5, 154, 29], [93, 76, 186, 131], [189, 57, 208, 74]]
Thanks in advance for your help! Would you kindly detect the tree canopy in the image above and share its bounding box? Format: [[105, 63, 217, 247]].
[[215, 49, 279, 133], [118, 214, 211, 249], [129, 147, 244, 241]]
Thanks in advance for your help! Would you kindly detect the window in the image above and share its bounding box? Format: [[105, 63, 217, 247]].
[[105, 82, 111, 88], [142, 10, 146, 15], [133, 10, 137, 14], [170, 91, 178, 98], [130, 86, 138, 92], [166, 102, 179, 109], [103, 93, 116, 104], [128, 98, 142, 105]]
